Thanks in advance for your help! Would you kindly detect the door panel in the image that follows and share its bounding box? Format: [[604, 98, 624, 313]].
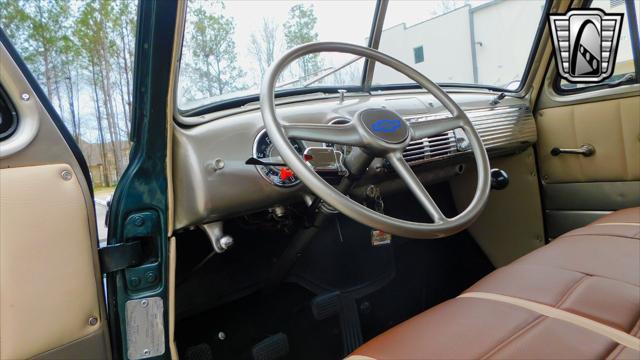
[[0, 165, 102, 359], [0, 35, 110, 359], [536, 95, 640, 238], [537, 96, 640, 183]]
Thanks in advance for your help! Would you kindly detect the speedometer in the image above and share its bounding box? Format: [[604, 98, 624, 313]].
[[252, 129, 305, 187]]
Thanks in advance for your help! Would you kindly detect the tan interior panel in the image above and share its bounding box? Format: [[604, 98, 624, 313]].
[[536, 96, 640, 184], [0, 164, 102, 359], [450, 147, 546, 267]]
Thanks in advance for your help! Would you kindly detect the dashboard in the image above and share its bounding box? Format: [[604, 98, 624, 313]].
[[173, 91, 536, 229]]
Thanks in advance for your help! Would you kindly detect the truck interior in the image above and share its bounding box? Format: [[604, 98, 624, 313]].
[[0, 0, 638, 359], [168, 1, 640, 359]]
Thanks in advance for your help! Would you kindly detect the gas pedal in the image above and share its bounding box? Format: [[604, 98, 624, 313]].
[[311, 292, 364, 355], [251, 333, 289, 360], [184, 343, 213, 360], [311, 291, 341, 320]]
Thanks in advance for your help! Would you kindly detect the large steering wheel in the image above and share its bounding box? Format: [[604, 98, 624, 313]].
[[260, 42, 490, 239]]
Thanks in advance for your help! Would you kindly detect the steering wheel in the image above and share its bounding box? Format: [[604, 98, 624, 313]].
[[260, 42, 490, 239]]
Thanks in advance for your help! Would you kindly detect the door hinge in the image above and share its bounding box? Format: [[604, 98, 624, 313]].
[[99, 241, 145, 273]]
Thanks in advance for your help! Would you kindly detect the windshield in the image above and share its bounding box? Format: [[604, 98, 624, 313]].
[[177, 0, 547, 111], [177, 0, 375, 110], [373, 0, 547, 88]]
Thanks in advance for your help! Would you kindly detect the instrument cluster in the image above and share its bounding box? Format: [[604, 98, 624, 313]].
[[252, 129, 305, 187]]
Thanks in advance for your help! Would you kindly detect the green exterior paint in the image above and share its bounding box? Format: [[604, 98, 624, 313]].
[[105, 1, 178, 359]]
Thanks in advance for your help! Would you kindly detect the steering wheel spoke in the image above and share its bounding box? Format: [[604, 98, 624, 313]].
[[385, 152, 447, 223], [283, 122, 365, 146], [409, 115, 464, 141]]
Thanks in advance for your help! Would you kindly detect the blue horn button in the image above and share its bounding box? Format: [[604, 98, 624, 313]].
[[371, 119, 402, 133]]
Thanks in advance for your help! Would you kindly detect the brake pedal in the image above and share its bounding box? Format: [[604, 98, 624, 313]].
[[251, 333, 289, 360]]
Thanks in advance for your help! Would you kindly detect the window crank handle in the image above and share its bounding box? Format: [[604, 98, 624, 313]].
[[550, 144, 595, 157]]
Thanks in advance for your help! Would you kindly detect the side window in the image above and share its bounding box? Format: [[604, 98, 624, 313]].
[[0, 0, 137, 197], [558, 0, 639, 91]]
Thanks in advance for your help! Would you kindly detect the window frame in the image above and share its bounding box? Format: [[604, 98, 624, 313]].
[[552, 0, 640, 95]]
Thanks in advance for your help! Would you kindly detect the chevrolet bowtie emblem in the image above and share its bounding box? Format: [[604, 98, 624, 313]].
[[549, 8, 623, 83]]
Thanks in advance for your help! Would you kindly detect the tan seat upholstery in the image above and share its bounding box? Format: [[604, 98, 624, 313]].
[[350, 208, 640, 359]]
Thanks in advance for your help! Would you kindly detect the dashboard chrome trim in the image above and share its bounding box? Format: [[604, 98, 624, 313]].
[[402, 105, 536, 166]]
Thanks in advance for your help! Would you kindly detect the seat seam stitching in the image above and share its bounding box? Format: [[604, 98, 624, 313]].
[[479, 316, 546, 360], [515, 263, 639, 288], [478, 275, 588, 359], [592, 223, 640, 226], [558, 233, 640, 241], [607, 317, 640, 359]]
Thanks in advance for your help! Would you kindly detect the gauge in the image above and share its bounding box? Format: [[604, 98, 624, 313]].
[[253, 129, 305, 187], [324, 118, 353, 157]]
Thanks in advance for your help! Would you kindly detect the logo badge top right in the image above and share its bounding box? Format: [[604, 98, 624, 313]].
[[549, 9, 624, 83]]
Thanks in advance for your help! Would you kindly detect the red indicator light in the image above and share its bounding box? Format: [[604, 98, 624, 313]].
[[279, 167, 294, 181], [303, 154, 313, 161]]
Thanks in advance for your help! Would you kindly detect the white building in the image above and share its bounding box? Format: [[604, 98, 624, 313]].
[[373, 0, 634, 87]]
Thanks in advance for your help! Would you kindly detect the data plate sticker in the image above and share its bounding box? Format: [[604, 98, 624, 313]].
[[126, 297, 165, 359], [371, 229, 392, 246]]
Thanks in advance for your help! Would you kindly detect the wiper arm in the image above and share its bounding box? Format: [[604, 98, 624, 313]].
[[275, 66, 332, 89], [302, 56, 363, 88]]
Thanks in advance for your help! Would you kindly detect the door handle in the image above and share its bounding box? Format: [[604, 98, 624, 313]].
[[550, 144, 595, 157]]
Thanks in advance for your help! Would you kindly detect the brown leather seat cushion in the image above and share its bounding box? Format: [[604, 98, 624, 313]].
[[350, 208, 640, 359]]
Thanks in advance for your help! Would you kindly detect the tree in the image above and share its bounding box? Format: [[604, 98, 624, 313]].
[[1, 0, 136, 185], [184, 6, 246, 100], [1, 0, 68, 101], [75, 1, 113, 185], [283, 4, 322, 80], [431, 1, 468, 16], [59, 34, 82, 142], [75, 0, 128, 180], [113, 0, 136, 133], [248, 18, 280, 81]]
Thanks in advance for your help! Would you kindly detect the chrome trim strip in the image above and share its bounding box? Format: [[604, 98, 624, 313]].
[[403, 105, 536, 165]]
